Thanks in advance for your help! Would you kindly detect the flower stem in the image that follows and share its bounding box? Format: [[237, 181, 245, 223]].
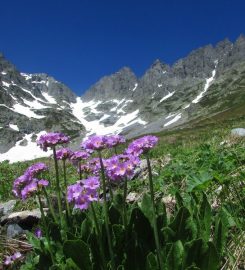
[[43, 188, 58, 224], [91, 203, 107, 270], [63, 160, 71, 223], [37, 193, 55, 265], [78, 160, 82, 179], [123, 178, 128, 227], [52, 147, 63, 226], [146, 155, 163, 270], [98, 151, 115, 269]]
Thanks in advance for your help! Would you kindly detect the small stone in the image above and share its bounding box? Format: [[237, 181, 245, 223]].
[[231, 128, 245, 137], [126, 192, 141, 203], [7, 224, 25, 238], [0, 200, 17, 217]]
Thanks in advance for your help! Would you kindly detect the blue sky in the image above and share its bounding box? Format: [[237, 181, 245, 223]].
[[1, 0, 245, 95]]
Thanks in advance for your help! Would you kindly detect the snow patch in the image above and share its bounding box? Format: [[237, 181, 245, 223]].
[[1, 71, 7, 75], [9, 124, 19, 131], [164, 113, 182, 127], [42, 92, 57, 104], [20, 73, 32, 80], [71, 98, 147, 136], [192, 61, 218, 104], [160, 91, 175, 103], [158, 84, 162, 87], [2, 81, 10, 87], [13, 103, 45, 119], [132, 83, 138, 92], [0, 132, 52, 163], [183, 104, 190, 109]]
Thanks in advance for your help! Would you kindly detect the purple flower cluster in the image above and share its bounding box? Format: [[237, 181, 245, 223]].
[[70, 150, 90, 161], [125, 135, 158, 156], [105, 154, 140, 181], [37, 132, 70, 151], [106, 135, 126, 147], [4, 252, 22, 266], [56, 148, 73, 160], [13, 163, 49, 200], [67, 176, 100, 210], [82, 134, 126, 151]]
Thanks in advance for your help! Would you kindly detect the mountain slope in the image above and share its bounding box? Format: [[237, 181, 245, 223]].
[[0, 35, 245, 162]]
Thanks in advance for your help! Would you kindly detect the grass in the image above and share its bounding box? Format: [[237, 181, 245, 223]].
[[0, 115, 244, 269]]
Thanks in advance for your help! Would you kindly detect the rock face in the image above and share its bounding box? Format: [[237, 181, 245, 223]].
[[0, 35, 245, 162]]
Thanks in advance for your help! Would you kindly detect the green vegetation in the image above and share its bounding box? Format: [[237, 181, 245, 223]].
[[0, 117, 244, 269]]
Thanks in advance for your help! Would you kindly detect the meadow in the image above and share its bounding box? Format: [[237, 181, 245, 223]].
[[0, 116, 244, 270]]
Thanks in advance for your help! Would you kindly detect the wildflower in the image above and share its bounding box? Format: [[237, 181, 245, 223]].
[[106, 135, 126, 148], [25, 162, 48, 178], [81, 135, 108, 151], [34, 228, 42, 238], [4, 252, 22, 266], [67, 176, 100, 210], [56, 148, 73, 160], [125, 135, 158, 156], [105, 154, 140, 182], [70, 150, 90, 161], [81, 176, 100, 190], [37, 132, 70, 151]]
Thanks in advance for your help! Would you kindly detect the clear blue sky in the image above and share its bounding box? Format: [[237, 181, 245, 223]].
[[1, 0, 244, 95]]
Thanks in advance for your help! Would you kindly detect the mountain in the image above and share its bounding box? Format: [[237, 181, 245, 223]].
[[1, 35, 245, 162]]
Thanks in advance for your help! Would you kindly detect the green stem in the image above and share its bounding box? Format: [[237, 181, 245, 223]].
[[52, 147, 63, 227], [91, 203, 107, 270], [78, 160, 82, 179], [146, 155, 163, 270], [43, 188, 58, 224], [37, 193, 55, 264], [98, 151, 115, 270], [123, 178, 128, 227], [63, 159, 71, 223]]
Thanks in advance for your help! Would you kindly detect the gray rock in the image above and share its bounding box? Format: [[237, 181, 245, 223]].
[[0, 200, 16, 217], [7, 224, 25, 238], [231, 128, 245, 137], [1, 209, 44, 229]]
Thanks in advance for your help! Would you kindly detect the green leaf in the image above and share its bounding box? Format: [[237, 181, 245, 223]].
[[81, 217, 92, 242], [63, 240, 92, 270], [200, 242, 219, 270], [169, 207, 191, 242], [199, 193, 211, 241], [187, 171, 212, 192], [214, 218, 227, 256], [140, 193, 154, 227], [166, 240, 184, 270], [146, 252, 158, 270]]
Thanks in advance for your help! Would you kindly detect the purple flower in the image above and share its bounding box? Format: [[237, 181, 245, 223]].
[[11, 252, 22, 260], [4, 252, 22, 265], [38, 179, 49, 187], [70, 151, 90, 161], [21, 180, 38, 200], [125, 135, 158, 156], [67, 183, 84, 202], [67, 176, 100, 210], [4, 255, 12, 265], [56, 148, 73, 160], [105, 154, 140, 182], [81, 176, 100, 190], [25, 162, 48, 178], [37, 132, 70, 151], [87, 157, 103, 175], [106, 135, 126, 148], [81, 135, 108, 151], [34, 228, 42, 238]]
